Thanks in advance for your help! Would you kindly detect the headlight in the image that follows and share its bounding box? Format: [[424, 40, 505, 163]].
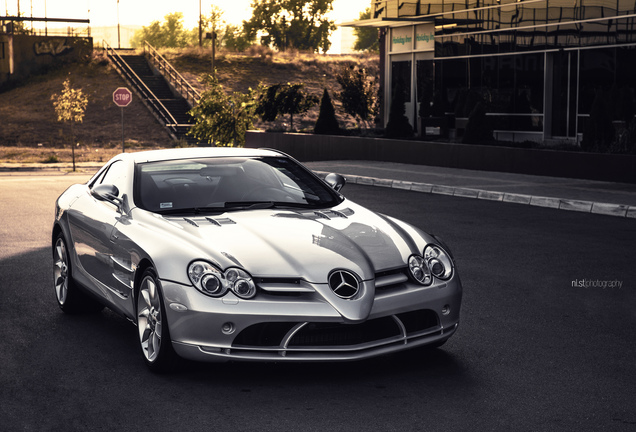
[[188, 261, 256, 299], [226, 268, 257, 299], [424, 244, 453, 280], [408, 254, 432, 285]]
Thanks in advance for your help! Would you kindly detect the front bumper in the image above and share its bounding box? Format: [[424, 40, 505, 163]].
[[162, 276, 462, 362]]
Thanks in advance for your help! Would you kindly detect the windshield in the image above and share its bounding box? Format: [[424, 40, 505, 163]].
[[134, 156, 342, 214]]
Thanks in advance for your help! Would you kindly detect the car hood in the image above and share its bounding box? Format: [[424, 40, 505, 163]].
[[155, 201, 425, 284]]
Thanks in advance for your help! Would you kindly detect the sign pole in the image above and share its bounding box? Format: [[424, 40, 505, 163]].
[[112, 87, 132, 153], [121, 107, 125, 153]]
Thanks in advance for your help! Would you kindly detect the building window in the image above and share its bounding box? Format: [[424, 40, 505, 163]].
[[391, 60, 412, 103]]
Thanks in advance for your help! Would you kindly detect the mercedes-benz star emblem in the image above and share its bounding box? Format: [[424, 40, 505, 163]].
[[328, 270, 360, 299]]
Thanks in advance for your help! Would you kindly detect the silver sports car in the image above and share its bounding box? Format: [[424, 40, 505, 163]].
[[53, 147, 462, 371]]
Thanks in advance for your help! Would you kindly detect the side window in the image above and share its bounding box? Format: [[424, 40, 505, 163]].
[[100, 160, 127, 190]]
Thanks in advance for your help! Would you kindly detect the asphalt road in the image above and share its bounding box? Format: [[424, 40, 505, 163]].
[[1, 173, 635, 431]]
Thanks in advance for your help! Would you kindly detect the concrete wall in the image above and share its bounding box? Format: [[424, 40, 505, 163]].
[[1, 34, 92, 85], [245, 131, 636, 184]]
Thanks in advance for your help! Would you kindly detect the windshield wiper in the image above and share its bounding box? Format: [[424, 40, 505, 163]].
[[156, 206, 225, 215], [223, 201, 276, 210], [223, 201, 316, 211]]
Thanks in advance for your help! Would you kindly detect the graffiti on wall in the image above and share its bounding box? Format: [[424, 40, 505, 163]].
[[34, 39, 72, 56]]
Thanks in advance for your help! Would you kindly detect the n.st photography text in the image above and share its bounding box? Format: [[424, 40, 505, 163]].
[[571, 279, 623, 289]]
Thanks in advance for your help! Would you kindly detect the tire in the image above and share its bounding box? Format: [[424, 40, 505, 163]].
[[136, 268, 179, 373], [53, 233, 104, 314]]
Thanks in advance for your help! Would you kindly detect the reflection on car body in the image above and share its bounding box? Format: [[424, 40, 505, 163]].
[[52, 147, 462, 372]]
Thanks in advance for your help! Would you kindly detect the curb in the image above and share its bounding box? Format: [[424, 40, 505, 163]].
[[314, 171, 636, 219], [0, 164, 102, 174]]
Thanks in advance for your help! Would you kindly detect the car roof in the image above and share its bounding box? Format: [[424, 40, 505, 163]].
[[117, 147, 284, 164]]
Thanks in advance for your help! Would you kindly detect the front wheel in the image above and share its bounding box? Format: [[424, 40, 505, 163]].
[[136, 268, 178, 372], [53, 233, 103, 314]]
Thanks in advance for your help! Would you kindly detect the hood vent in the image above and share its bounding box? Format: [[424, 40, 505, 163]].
[[313, 208, 355, 220], [183, 217, 199, 227], [204, 217, 236, 226], [205, 217, 222, 226], [182, 217, 236, 227]]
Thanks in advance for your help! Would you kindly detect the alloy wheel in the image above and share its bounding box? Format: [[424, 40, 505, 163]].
[[137, 275, 163, 363], [54, 237, 69, 305]]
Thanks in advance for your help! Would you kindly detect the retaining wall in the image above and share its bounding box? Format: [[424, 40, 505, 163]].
[[245, 131, 636, 184]]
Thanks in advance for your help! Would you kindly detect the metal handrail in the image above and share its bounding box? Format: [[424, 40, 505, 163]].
[[143, 41, 201, 107], [103, 40, 182, 135]]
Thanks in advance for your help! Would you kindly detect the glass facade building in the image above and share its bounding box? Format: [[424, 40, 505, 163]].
[[352, 1, 636, 142]]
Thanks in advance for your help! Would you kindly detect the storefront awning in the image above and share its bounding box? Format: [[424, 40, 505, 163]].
[[340, 18, 433, 28]]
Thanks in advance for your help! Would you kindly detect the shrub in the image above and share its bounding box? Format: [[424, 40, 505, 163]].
[[314, 89, 340, 135], [246, 44, 274, 62], [335, 65, 376, 128], [188, 74, 259, 147], [255, 83, 318, 131], [42, 154, 59, 163]]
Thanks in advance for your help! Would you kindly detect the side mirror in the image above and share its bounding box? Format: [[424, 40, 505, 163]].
[[325, 173, 346, 192], [92, 184, 120, 203], [92, 184, 131, 215]]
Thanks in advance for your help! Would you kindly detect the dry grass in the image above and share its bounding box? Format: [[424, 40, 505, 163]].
[[0, 145, 160, 164], [164, 47, 380, 131], [0, 52, 174, 151], [1, 47, 379, 163]]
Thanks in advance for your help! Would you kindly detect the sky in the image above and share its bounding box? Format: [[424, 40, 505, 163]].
[[3, 0, 370, 27]]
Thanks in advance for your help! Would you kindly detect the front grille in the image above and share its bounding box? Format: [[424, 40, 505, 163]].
[[232, 309, 440, 351], [397, 309, 439, 334], [288, 317, 399, 347], [233, 322, 297, 347]]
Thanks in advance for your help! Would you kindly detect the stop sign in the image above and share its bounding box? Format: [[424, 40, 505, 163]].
[[113, 87, 132, 107]]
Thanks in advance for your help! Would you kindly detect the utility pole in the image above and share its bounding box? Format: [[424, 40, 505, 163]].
[[198, 0, 202, 47], [117, 0, 120, 49]]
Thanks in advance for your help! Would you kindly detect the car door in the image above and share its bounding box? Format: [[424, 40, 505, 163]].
[[67, 160, 128, 301]]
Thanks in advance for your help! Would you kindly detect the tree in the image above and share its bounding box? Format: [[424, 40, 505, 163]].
[[223, 24, 255, 52], [336, 65, 376, 128], [197, 5, 226, 47], [244, 0, 336, 52], [188, 74, 259, 147], [256, 83, 318, 131], [353, 8, 379, 53], [314, 89, 340, 135], [131, 13, 191, 48], [51, 78, 89, 171]]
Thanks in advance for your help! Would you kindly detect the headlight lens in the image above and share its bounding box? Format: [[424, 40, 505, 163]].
[[424, 244, 453, 280], [201, 273, 223, 295], [188, 261, 257, 299], [227, 268, 257, 299], [408, 254, 432, 285]]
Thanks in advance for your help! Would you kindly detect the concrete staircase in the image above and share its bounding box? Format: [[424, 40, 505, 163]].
[[104, 44, 200, 144]]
